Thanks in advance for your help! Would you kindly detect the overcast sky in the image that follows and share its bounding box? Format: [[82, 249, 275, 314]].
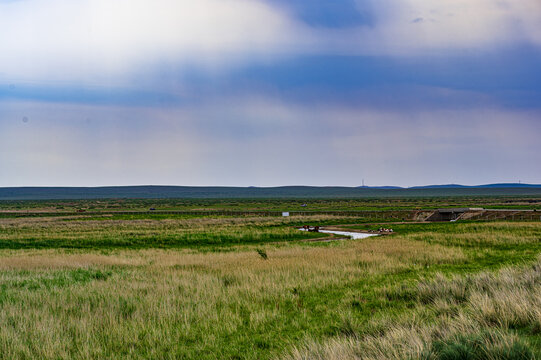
[[1, 0, 540, 187]]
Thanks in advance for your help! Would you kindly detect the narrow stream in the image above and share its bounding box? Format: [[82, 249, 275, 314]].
[[299, 228, 378, 239]]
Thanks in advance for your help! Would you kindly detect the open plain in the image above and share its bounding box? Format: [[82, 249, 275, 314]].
[[0, 197, 540, 359]]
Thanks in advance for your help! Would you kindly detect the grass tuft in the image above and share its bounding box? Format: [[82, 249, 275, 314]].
[[256, 248, 268, 260]]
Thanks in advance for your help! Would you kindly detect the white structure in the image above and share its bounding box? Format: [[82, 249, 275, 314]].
[[282, 212, 289, 217]]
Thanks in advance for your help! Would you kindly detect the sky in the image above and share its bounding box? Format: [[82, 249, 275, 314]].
[[1, 0, 540, 187]]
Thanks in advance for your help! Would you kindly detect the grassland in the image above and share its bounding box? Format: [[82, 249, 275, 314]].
[[1, 195, 540, 213], [0, 199, 539, 359], [0, 215, 338, 249]]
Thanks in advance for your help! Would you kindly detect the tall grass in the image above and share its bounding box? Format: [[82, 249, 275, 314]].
[[0, 218, 538, 359], [285, 257, 541, 360], [0, 235, 466, 359]]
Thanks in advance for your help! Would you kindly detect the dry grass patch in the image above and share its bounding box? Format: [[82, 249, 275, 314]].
[[0, 235, 467, 360], [402, 221, 541, 247], [0, 250, 144, 270]]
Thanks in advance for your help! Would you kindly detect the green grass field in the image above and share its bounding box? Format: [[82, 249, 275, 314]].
[[0, 199, 539, 359]]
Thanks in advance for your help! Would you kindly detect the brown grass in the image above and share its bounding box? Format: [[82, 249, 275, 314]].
[[0, 235, 465, 273], [0, 235, 466, 359]]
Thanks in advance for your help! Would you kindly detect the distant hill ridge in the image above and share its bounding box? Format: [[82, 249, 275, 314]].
[[408, 183, 541, 189], [0, 184, 540, 200]]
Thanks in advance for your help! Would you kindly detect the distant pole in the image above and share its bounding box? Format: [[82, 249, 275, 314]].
[[362, 179, 365, 187]]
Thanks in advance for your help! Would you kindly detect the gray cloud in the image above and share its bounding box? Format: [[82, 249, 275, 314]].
[[2, 0, 541, 85], [1, 98, 539, 187]]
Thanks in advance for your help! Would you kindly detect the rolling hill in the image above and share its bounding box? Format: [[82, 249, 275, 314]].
[[0, 184, 540, 200]]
